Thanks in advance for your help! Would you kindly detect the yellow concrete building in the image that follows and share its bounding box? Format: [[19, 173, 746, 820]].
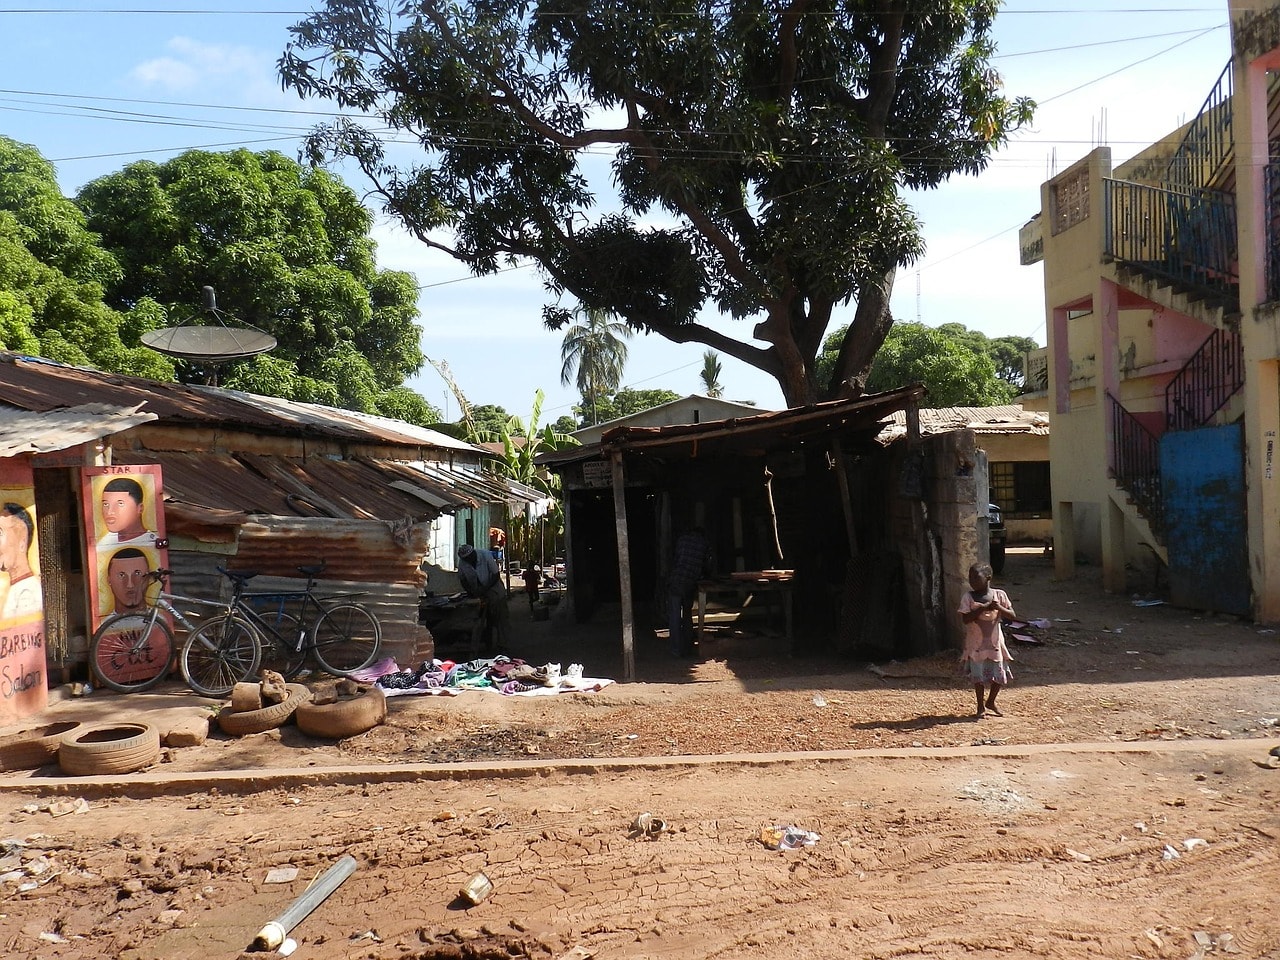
[[1022, 1, 1280, 619]]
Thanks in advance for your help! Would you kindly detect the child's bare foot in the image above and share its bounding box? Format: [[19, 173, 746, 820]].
[[985, 704, 1003, 717], [974, 709, 986, 720]]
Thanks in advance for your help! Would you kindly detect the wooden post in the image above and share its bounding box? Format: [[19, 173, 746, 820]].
[[610, 450, 636, 681], [830, 438, 859, 557]]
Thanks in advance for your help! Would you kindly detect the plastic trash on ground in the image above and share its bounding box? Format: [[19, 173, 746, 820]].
[[759, 825, 820, 850]]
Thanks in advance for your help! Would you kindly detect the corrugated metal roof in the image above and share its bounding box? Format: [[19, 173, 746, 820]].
[[113, 450, 473, 524], [877, 405, 1050, 442], [0, 402, 158, 457], [538, 385, 927, 467], [0, 352, 475, 451]]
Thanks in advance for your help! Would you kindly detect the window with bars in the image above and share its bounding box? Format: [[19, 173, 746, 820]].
[[990, 461, 1052, 518], [1051, 168, 1089, 234]]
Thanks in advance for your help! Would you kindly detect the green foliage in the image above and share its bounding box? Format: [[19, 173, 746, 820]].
[[488, 390, 580, 550], [0, 138, 174, 379], [551, 414, 578, 435], [817, 321, 1020, 407], [280, 1, 1033, 405], [582, 388, 682, 428], [699, 350, 723, 398], [469, 404, 515, 443], [559, 307, 631, 425], [74, 148, 426, 403]]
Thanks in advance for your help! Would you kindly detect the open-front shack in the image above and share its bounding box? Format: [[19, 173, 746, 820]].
[[0, 352, 541, 724], [538, 386, 999, 680]]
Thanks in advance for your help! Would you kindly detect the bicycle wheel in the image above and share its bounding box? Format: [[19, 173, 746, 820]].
[[180, 614, 262, 699], [310, 603, 381, 676], [90, 614, 175, 693], [256, 611, 308, 680]]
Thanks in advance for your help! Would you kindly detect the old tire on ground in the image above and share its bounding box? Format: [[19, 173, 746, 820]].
[[0, 721, 83, 771], [229, 681, 264, 712], [295, 688, 387, 739], [58, 722, 161, 776], [216, 683, 311, 737]]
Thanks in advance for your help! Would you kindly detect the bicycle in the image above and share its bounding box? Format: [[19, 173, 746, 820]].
[[89, 568, 260, 695], [179, 562, 381, 696]]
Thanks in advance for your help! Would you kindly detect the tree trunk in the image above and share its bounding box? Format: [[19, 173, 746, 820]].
[[826, 266, 898, 400]]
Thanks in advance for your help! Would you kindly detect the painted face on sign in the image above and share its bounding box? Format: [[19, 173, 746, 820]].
[[0, 507, 32, 577], [107, 551, 151, 615], [101, 489, 145, 539]]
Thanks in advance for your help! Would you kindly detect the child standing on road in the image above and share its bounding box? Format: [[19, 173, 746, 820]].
[[958, 561, 1015, 719]]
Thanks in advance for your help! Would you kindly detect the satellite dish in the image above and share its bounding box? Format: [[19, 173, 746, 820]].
[[141, 325, 276, 361], [142, 286, 277, 363]]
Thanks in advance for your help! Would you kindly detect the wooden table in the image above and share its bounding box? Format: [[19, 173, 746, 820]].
[[697, 573, 795, 645]]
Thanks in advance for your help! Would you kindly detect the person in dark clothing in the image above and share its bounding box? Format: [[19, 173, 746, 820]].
[[667, 527, 711, 658], [457, 543, 509, 650]]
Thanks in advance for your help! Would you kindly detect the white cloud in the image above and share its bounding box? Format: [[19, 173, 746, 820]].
[[129, 37, 273, 94]]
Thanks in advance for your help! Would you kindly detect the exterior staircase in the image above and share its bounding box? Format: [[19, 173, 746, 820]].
[[1099, 60, 1249, 555]]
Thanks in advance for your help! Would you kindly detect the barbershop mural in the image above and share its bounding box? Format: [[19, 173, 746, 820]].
[[80, 465, 171, 685], [0, 459, 46, 725]]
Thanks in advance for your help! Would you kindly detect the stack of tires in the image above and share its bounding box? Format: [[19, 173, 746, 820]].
[[295, 687, 387, 740]]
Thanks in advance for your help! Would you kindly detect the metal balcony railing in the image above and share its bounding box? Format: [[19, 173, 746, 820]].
[[1103, 178, 1238, 308], [1166, 61, 1233, 194], [1165, 327, 1243, 432], [1109, 393, 1164, 539]]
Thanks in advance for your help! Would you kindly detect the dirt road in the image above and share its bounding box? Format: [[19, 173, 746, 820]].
[[2, 549, 1280, 959]]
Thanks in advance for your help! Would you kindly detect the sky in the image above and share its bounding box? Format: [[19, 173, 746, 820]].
[[0, 2, 1234, 424]]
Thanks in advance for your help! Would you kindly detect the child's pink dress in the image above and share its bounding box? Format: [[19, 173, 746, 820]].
[[957, 589, 1014, 684]]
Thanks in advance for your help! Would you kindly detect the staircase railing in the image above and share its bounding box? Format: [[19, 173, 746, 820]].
[[1108, 393, 1164, 538], [1103, 178, 1238, 307], [1165, 327, 1243, 431], [1166, 61, 1234, 193], [1265, 160, 1280, 302]]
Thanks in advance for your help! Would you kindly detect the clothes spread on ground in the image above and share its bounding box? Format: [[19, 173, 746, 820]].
[[351, 655, 613, 697]]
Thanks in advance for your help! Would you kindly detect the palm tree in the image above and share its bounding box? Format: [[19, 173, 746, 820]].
[[559, 307, 630, 425], [700, 350, 724, 398]]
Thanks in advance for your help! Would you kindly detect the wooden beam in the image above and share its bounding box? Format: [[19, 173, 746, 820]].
[[610, 451, 636, 681]]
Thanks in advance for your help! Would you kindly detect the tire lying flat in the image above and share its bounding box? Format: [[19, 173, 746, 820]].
[[216, 683, 312, 737], [295, 688, 386, 739], [58, 722, 161, 776], [0, 721, 83, 771]]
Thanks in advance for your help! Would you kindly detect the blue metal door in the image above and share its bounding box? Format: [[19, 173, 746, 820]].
[[1161, 423, 1249, 615]]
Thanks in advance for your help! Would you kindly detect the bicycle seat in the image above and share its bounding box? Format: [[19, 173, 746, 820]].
[[219, 567, 259, 585], [297, 563, 327, 577]]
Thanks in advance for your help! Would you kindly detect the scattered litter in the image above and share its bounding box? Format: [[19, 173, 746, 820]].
[[265, 868, 299, 884], [1064, 848, 1092, 862], [1258, 628, 1276, 635], [350, 930, 383, 943], [1259, 718, 1278, 726], [628, 812, 668, 838], [1182, 838, 1208, 852], [1134, 821, 1147, 833], [458, 871, 494, 905], [1131, 598, 1165, 607], [38, 931, 67, 943], [47, 798, 89, 818], [1161, 844, 1180, 860], [279, 938, 297, 957], [1053, 617, 1080, 622], [811, 695, 827, 707], [1028, 618, 1052, 629], [866, 663, 887, 678], [1010, 633, 1042, 645], [1189, 930, 1240, 958], [1125, 650, 1141, 655], [759, 825, 820, 850]]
